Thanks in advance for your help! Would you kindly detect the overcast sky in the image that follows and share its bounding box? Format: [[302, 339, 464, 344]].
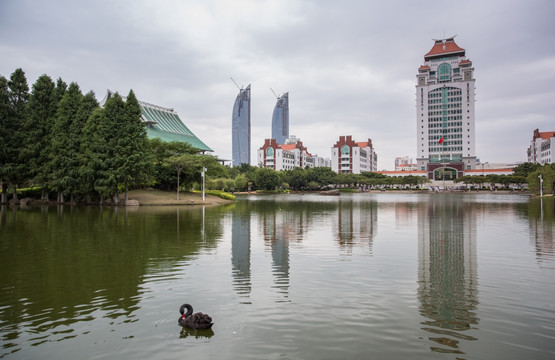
[[1, 0, 554, 170]]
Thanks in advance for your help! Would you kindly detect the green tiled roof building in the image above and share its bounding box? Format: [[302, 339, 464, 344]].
[[100, 90, 212, 153]]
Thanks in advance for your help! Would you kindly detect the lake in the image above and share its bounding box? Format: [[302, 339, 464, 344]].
[[0, 193, 554, 359]]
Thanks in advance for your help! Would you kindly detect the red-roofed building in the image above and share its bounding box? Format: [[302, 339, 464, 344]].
[[258, 135, 328, 170], [416, 36, 477, 180], [527, 129, 555, 164], [424, 38, 465, 61], [331, 136, 378, 174]]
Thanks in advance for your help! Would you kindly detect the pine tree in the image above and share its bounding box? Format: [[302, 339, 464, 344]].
[[81, 107, 108, 203], [73, 91, 98, 199], [97, 92, 126, 203], [0, 75, 9, 203], [49, 82, 83, 202], [24, 74, 56, 200], [53, 78, 67, 104], [6, 68, 29, 201], [119, 89, 153, 201]]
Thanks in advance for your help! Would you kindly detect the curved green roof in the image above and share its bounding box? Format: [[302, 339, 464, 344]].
[[140, 101, 213, 152]]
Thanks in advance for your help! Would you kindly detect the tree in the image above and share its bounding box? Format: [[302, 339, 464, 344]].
[[234, 173, 248, 191], [0, 75, 9, 203], [163, 154, 196, 199], [253, 167, 281, 190], [81, 107, 108, 203], [4, 69, 29, 201], [402, 175, 420, 188], [117, 90, 153, 201], [307, 167, 337, 187], [24, 74, 57, 200], [96, 92, 126, 203], [283, 167, 308, 190], [528, 165, 555, 195], [513, 162, 541, 178], [73, 91, 99, 198], [148, 138, 198, 190], [49, 82, 83, 202]]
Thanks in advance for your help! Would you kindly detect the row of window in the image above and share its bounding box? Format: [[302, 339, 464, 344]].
[[428, 130, 463, 137], [429, 88, 461, 96], [429, 122, 463, 129], [428, 109, 463, 116], [429, 146, 464, 152], [428, 97, 463, 104], [428, 103, 462, 111], [429, 139, 464, 146], [428, 115, 463, 122]]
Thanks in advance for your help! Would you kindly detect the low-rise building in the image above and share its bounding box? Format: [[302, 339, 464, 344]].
[[331, 135, 377, 174], [527, 129, 555, 165], [258, 136, 326, 170]]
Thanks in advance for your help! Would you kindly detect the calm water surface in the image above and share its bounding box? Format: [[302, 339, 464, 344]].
[[0, 193, 554, 359]]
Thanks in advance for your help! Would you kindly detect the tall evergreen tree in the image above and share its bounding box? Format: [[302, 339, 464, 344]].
[[0, 75, 9, 203], [73, 91, 98, 199], [96, 92, 126, 203], [53, 78, 67, 104], [81, 107, 108, 203], [24, 74, 56, 200], [6, 68, 29, 201], [49, 82, 83, 202], [118, 90, 153, 201]]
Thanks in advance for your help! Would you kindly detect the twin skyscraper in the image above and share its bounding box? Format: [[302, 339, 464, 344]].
[[232, 84, 289, 167]]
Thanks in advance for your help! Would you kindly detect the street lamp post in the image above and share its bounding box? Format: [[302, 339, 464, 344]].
[[538, 174, 543, 198], [201, 167, 207, 201]]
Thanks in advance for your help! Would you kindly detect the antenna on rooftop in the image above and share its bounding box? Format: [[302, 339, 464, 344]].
[[230, 77, 242, 90], [270, 88, 279, 99]]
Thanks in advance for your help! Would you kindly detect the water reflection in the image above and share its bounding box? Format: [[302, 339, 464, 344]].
[[0, 205, 227, 356], [526, 199, 555, 266], [179, 327, 214, 339], [2, 194, 553, 359], [333, 199, 377, 256], [231, 202, 252, 301], [261, 207, 292, 302], [417, 197, 479, 355]]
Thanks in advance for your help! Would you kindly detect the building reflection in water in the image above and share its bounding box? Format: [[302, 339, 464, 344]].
[[332, 199, 377, 256], [527, 199, 555, 266], [262, 210, 293, 302], [231, 207, 252, 302], [417, 198, 479, 355]]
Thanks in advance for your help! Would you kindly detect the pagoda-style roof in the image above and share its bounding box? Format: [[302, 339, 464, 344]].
[[140, 101, 212, 152], [100, 90, 212, 152], [425, 37, 465, 61]]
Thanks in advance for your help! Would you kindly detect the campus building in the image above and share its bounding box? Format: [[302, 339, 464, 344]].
[[331, 136, 378, 174], [257, 135, 326, 171], [100, 90, 212, 152], [395, 156, 417, 171], [527, 128, 555, 164], [232, 85, 251, 166], [416, 37, 477, 180], [271, 92, 289, 144]]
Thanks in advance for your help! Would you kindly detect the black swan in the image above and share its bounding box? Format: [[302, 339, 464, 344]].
[[178, 304, 213, 330]]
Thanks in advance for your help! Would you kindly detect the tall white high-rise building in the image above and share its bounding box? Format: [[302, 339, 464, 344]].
[[416, 37, 477, 180], [232, 85, 251, 166], [271, 92, 289, 144]]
